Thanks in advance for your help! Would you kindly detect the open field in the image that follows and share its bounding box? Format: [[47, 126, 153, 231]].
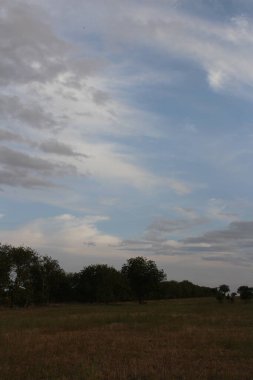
[[0, 298, 253, 380]]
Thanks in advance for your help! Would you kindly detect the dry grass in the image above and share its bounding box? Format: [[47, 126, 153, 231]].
[[0, 298, 253, 379]]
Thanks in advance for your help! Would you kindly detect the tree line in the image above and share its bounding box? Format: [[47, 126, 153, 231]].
[[215, 284, 253, 302], [0, 244, 251, 307]]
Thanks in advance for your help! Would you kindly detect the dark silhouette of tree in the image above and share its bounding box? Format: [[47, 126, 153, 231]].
[[121, 256, 166, 303], [1, 242, 242, 307], [5, 246, 41, 306], [215, 284, 230, 303], [237, 286, 253, 302], [75, 264, 129, 303], [158, 280, 213, 299], [218, 284, 230, 294], [39, 256, 69, 303], [0, 244, 12, 305], [0, 244, 70, 306]]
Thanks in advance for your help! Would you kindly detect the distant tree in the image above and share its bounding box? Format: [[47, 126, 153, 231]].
[[158, 280, 214, 299], [215, 284, 230, 303], [6, 245, 40, 307], [0, 244, 70, 306], [237, 286, 253, 302], [218, 284, 230, 294], [0, 244, 12, 305], [76, 264, 129, 303], [39, 256, 69, 303], [121, 256, 166, 303]]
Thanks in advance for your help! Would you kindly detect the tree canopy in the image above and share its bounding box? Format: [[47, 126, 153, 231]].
[[121, 256, 166, 303], [1, 243, 242, 307]]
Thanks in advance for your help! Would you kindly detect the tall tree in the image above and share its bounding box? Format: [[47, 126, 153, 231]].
[[76, 264, 128, 303], [0, 244, 12, 305], [121, 256, 166, 303], [215, 284, 230, 303], [6, 245, 40, 307]]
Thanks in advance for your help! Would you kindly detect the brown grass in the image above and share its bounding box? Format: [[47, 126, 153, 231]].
[[0, 298, 253, 379]]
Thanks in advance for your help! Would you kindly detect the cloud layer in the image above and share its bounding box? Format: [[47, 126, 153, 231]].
[[1, 0, 253, 287]]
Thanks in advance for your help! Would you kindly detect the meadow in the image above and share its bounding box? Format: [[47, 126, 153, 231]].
[[0, 298, 253, 380]]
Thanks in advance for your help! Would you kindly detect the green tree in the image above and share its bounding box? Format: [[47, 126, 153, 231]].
[[0, 244, 12, 305], [215, 284, 230, 303], [218, 284, 230, 294], [121, 256, 166, 303], [7, 246, 40, 307], [0, 244, 69, 306], [237, 286, 253, 302], [40, 256, 68, 303], [76, 264, 128, 303]]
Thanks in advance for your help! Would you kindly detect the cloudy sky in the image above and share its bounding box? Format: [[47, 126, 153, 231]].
[[1, 0, 253, 289]]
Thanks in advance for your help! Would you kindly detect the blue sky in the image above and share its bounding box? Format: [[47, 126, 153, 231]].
[[1, 0, 253, 289]]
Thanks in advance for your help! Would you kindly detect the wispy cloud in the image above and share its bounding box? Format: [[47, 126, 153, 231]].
[[0, 0, 192, 196], [0, 213, 121, 255], [119, 219, 253, 267]]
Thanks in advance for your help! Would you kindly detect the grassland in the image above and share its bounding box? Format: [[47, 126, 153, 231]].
[[0, 298, 253, 379]]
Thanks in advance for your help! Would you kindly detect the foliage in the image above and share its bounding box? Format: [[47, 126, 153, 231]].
[[121, 256, 166, 303], [3, 243, 245, 307], [215, 284, 230, 302], [74, 264, 129, 303], [159, 280, 214, 299], [0, 244, 69, 306], [218, 284, 230, 295], [237, 286, 253, 301]]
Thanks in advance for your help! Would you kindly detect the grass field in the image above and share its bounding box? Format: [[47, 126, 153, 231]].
[[0, 298, 253, 380]]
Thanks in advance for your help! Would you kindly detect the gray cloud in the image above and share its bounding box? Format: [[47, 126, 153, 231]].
[[0, 1, 104, 87], [0, 1, 67, 86], [92, 89, 111, 105], [0, 129, 24, 142], [118, 220, 253, 267], [0, 146, 57, 172], [202, 255, 249, 266], [0, 168, 57, 188], [0, 146, 78, 188], [0, 95, 55, 129], [184, 221, 253, 245], [39, 139, 89, 158], [145, 216, 208, 240]]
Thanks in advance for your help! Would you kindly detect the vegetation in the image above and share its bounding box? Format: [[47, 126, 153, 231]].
[[0, 244, 70, 307], [121, 256, 166, 303], [1, 243, 253, 378], [159, 279, 214, 299], [1, 243, 252, 307], [0, 298, 253, 379], [237, 286, 253, 301], [0, 244, 217, 306]]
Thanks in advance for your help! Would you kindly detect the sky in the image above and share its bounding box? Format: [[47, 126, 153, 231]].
[[1, 0, 253, 290]]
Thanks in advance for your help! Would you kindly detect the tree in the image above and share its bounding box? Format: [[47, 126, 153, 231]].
[[237, 286, 253, 302], [0, 244, 12, 305], [216, 284, 230, 303], [76, 264, 129, 303], [121, 256, 166, 303], [158, 280, 213, 299], [0, 244, 70, 306], [4, 245, 41, 307], [39, 256, 69, 303], [218, 284, 230, 294]]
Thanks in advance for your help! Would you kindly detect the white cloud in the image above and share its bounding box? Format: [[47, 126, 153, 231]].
[[0, 0, 193, 197], [0, 214, 121, 256], [61, 1, 253, 95]]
